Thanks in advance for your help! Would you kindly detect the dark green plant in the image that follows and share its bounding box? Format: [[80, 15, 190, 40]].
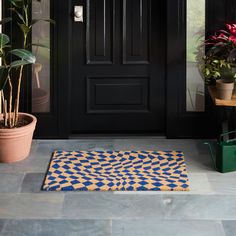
[[199, 23, 236, 85], [201, 58, 234, 85], [0, 0, 54, 128]]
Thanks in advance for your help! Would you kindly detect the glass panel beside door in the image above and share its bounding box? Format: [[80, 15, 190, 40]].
[[32, 0, 51, 113], [186, 0, 205, 112]]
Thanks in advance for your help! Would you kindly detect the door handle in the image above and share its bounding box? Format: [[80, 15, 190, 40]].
[[74, 6, 83, 22]]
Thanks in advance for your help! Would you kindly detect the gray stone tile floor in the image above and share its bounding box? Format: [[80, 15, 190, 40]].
[[0, 138, 235, 235]]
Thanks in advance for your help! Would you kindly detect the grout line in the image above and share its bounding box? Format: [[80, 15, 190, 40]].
[[18, 172, 26, 193], [0, 219, 9, 235], [109, 219, 113, 236], [220, 220, 227, 236]]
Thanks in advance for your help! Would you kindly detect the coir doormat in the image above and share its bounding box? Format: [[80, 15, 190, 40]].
[[43, 150, 190, 191]]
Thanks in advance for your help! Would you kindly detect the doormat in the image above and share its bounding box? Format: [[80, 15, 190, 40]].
[[43, 150, 190, 191]]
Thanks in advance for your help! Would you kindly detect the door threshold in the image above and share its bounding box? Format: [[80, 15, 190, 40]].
[[69, 133, 166, 139]]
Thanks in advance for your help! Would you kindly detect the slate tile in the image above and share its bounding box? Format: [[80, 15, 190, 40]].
[[0, 220, 6, 234], [63, 193, 167, 219], [112, 219, 225, 236], [164, 194, 236, 220], [20, 173, 45, 193], [0, 219, 111, 236], [207, 172, 236, 195], [63, 193, 236, 220], [222, 220, 236, 236], [0, 194, 64, 219], [0, 173, 24, 193]]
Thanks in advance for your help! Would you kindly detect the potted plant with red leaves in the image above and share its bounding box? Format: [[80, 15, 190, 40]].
[[0, 0, 54, 163], [200, 23, 236, 100]]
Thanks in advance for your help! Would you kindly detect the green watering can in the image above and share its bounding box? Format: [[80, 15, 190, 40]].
[[205, 131, 236, 173]]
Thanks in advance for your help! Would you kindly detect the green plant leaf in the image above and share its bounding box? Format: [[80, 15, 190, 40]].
[[205, 68, 210, 76], [8, 0, 24, 8], [31, 18, 55, 26], [0, 34, 10, 49], [2, 45, 11, 49], [0, 17, 12, 25], [214, 72, 221, 77], [31, 43, 49, 50], [9, 8, 25, 23], [0, 67, 9, 91], [10, 49, 36, 63], [10, 60, 32, 68], [18, 24, 30, 35]]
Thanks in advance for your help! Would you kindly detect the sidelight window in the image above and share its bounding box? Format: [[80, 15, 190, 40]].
[[186, 0, 205, 112], [32, 0, 51, 113]]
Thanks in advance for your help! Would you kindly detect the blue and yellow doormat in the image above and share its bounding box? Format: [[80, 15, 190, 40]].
[[43, 150, 190, 191]]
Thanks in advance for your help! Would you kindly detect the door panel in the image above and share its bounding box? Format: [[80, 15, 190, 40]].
[[86, 0, 114, 64], [123, 0, 150, 64], [86, 76, 149, 113], [71, 0, 165, 133]]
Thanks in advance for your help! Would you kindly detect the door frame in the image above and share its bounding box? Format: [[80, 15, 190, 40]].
[[55, 0, 231, 138], [54, 0, 206, 138], [166, 0, 215, 138], [166, 0, 234, 138], [3, 0, 233, 138]]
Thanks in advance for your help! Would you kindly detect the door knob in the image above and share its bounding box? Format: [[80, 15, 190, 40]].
[[74, 6, 83, 22]]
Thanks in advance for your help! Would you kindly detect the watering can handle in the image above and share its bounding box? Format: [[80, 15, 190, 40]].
[[220, 130, 236, 143]]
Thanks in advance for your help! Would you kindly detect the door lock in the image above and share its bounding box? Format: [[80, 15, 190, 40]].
[[74, 6, 83, 22]]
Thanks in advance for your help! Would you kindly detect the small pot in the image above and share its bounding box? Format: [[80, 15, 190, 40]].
[[0, 113, 37, 163], [32, 88, 49, 113], [216, 80, 234, 100]]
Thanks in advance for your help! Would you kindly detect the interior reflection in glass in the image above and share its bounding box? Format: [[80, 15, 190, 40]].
[[186, 0, 205, 112], [32, 0, 50, 113]]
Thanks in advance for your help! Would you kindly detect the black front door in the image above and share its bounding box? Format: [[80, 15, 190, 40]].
[[70, 0, 166, 134]]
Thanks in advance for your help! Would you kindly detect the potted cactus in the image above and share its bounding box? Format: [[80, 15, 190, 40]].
[[0, 0, 53, 163]]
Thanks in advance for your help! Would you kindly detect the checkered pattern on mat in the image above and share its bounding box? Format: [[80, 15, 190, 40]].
[[43, 150, 190, 191]]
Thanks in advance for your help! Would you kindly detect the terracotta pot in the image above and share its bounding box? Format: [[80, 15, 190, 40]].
[[216, 80, 234, 100], [32, 88, 49, 113], [0, 113, 37, 163]]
